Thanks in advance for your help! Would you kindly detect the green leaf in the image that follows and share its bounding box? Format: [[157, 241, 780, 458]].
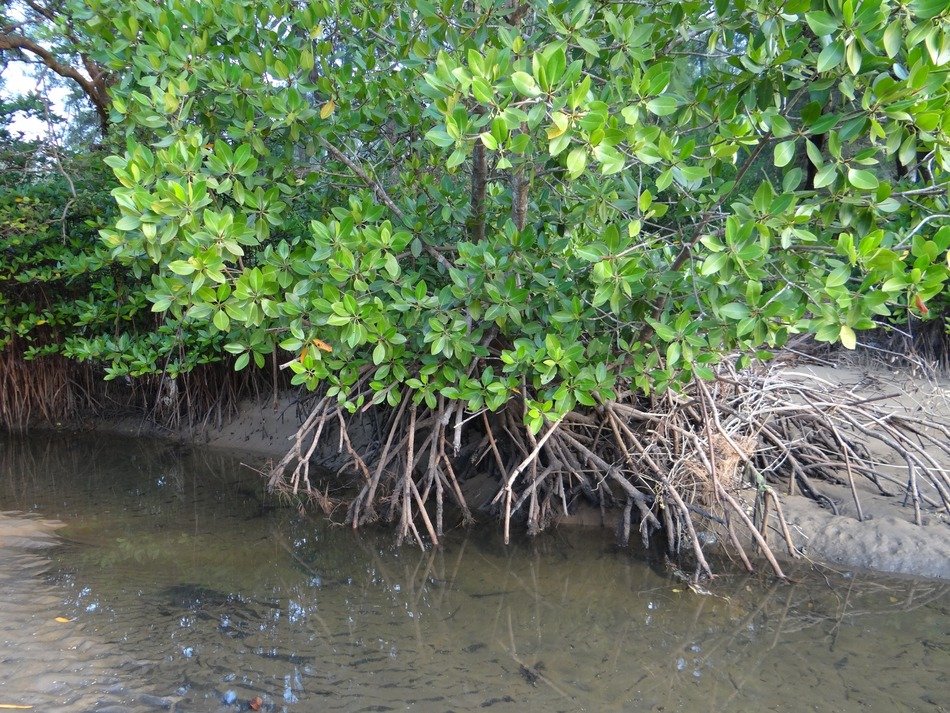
[[773, 140, 796, 168], [847, 168, 879, 190], [883, 20, 902, 58], [813, 163, 838, 188], [576, 35, 602, 56], [646, 96, 679, 116], [566, 147, 588, 178], [677, 165, 708, 183], [425, 128, 455, 148], [817, 40, 845, 72], [805, 139, 825, 166], [384, 252, 400, 279], [720, 302, 750, 319], [770, 115, 793, 138], [115, 215, 141, 231], [666, 341, 681, 366], [805, 11, 840, 36], [621, 105, 639, 125], [648, 319, 677, 341], [446, 149, 467, 169], [845, 42, 862, 74], [825, 264, 851, 288], [912, 0, 947, 20], [511, 71, 540, 96], [700, 252, 729, 276], [168, 260, 195, 276], [479, 132, 498, 150], [593, 144, 625, 175], [881, 276, 908, 292], [213, 309, 230, 331]]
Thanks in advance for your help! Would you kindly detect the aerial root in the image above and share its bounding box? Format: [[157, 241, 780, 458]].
[[266, 361, 946, 580]]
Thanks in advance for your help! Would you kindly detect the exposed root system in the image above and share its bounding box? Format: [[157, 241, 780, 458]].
[[0, 337, 281, 435], [0, 339, 99, 430], [267, 360, 949, 579]]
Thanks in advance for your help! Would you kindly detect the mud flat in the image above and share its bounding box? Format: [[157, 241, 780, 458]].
[[769, 364, 950, 580]]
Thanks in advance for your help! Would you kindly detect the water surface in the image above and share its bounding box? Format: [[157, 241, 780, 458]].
[[0, 432, 946, 712]]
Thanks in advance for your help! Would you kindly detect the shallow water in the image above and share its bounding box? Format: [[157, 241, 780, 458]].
[[0, 432, 947, 712]]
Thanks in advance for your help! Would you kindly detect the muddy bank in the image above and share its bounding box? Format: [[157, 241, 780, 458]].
[[76, 364, 950, 582], [766, 365, 949, 580], [779, 484, 950, 579], [92, 395, 318, 465]]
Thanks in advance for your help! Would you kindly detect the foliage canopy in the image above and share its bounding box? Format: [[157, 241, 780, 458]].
[[69, 0, 947, 430], [1, 0, 949, 554]]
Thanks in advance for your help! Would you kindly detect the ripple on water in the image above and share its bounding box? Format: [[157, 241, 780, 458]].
[[0, 432, 948, 712]]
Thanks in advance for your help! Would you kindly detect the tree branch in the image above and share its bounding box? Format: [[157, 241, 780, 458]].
[[22, 0, 58, 24], [0, 31, 110, 131], [511, 165, 529, 231], [468, 141, 487, 242], [318, 136, 455, 271]]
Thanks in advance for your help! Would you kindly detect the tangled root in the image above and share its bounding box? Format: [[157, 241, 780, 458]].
[[267, 359, 949, 580]]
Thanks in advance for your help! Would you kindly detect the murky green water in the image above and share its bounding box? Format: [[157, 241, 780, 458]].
[[0, 432, 947, 712]]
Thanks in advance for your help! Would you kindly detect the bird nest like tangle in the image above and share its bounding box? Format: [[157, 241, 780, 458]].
[[265, 358, 949, 580]]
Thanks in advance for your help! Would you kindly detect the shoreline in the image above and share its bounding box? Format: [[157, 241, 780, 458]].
[[46, 363, 950, 582]]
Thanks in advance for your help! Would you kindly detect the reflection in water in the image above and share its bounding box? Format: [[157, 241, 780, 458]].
[[0, 432, 947, 712]]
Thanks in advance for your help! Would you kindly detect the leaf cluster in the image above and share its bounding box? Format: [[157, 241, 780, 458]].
[[8, 0, 949, 431]]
